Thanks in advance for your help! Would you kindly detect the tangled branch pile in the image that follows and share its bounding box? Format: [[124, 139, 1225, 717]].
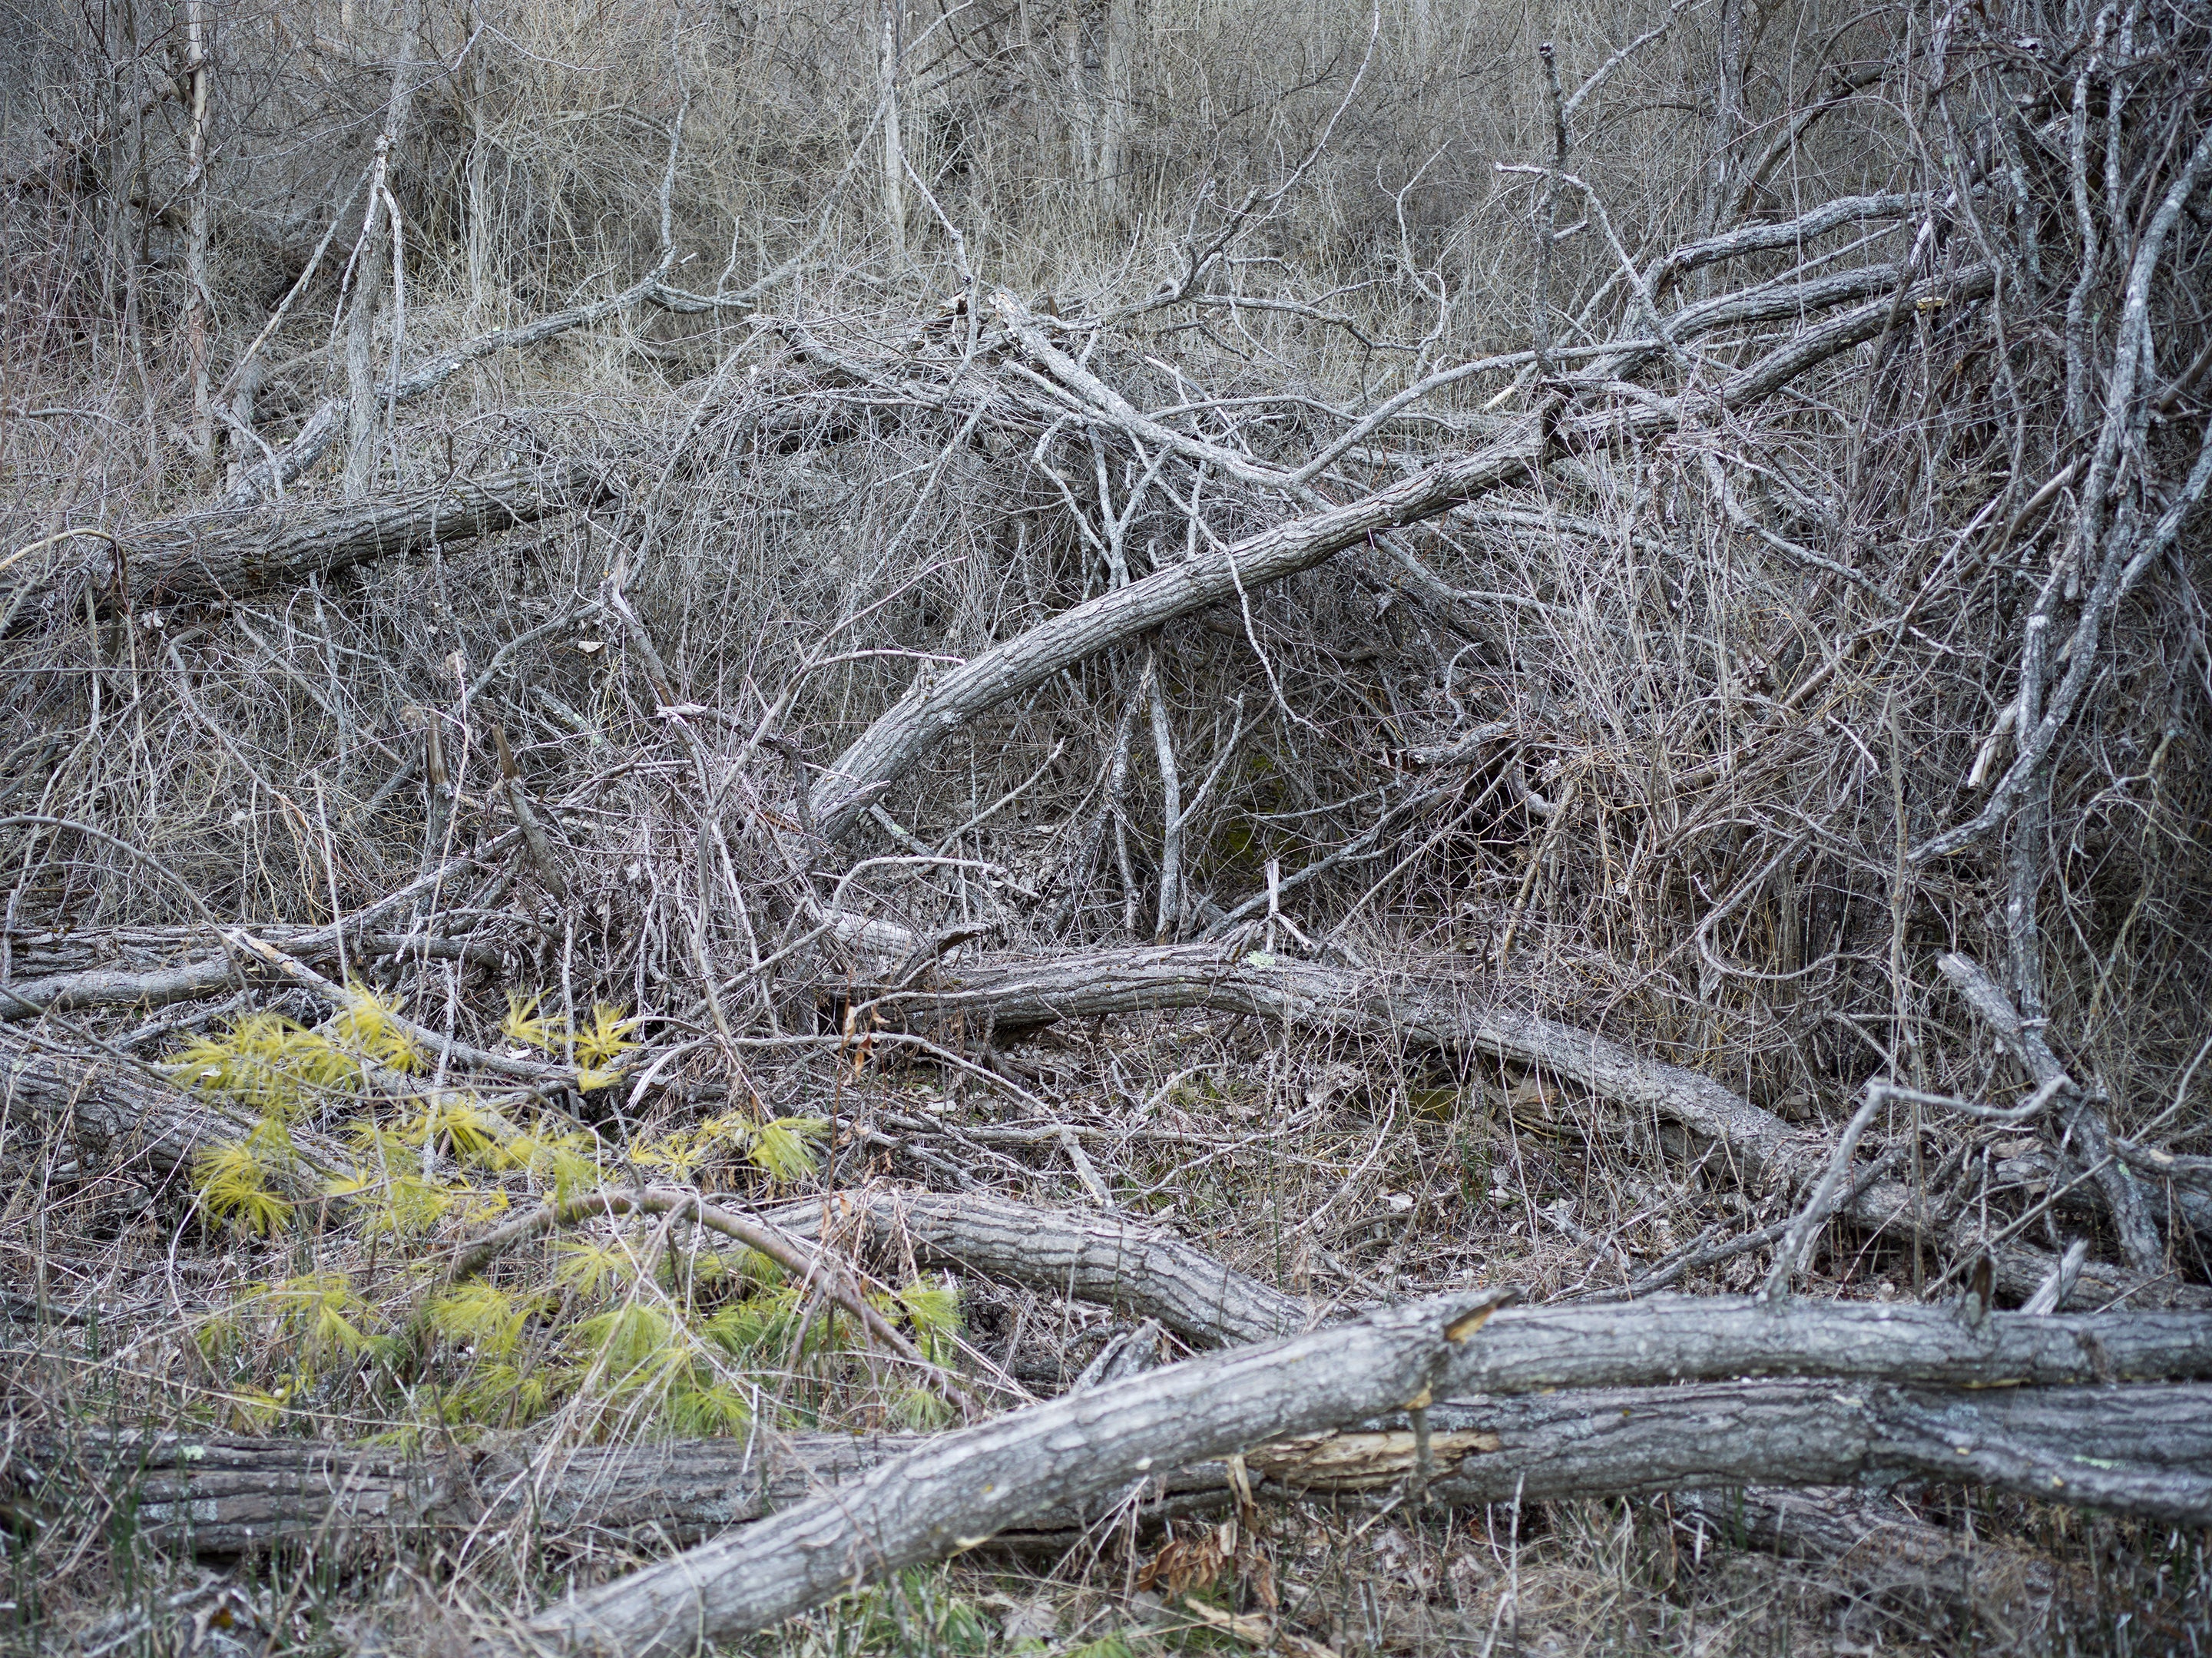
[[4, 0, 2210, 1650]]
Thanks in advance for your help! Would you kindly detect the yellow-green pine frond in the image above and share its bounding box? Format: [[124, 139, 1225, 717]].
[[727, 1246, 785, 1288], [573, 1065, 626, 1094], [703, 1286, 806, 1359], [501, 991, 566, 1054], [554, 1239, 637, 1299], [664, 1378, 750, 1436], [634, 1129, 707, 1179], [896, 1279, 962, 1365], [167, 1014, 312, 1116], [192, 1310, 240, 1363], [889, 1385, 953, 1431], [192, 1140, 293, 1235], [571, 1303, 684, 1388], [748, 1117, 829, 1183], [261, 1273, 376, 1368], [280, 1024, 370, 1094], [413, 1094, 505, 1162], [508, 1127, 602, 1197], [451, 1362, 553, 1429], [355, 1172, 462, 1237], [328, 982, 422, 1074], [230, 1385, 290, 1430], [344, 1119, 420, 1160], [697, 1110, 754, 1147], [572, 1004, 641, 1067], [426, 1284, 539, 1361]]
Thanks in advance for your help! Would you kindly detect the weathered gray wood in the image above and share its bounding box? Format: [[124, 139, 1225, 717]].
[[47, 1376, 2210, 1562], [41, 1378, 2212, 1563], [884, 947, 2207, 1309], [1414, 1379, 2212, 1522], [754, 1190, 2212, 1386], [807, 265, 1991, 839], [758, 1189, 1309, 1347], [0, 1027, 339, 1176], [0, 928, 499, 1022], [15, 465, 608, 630], [513, 1288, 1513, 1656]]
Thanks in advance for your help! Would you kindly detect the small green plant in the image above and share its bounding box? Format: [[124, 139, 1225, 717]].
[[166, 989, 961, 1442]]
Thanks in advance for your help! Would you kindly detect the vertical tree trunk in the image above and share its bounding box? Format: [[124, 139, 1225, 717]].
[[879, 0, 906, 264], [181, 0, 214, 484], [1694, 0, 1747, 294], [343, 0, 422, 501], [1096, 0, 1135, 225], [465, 0, 493, 323]]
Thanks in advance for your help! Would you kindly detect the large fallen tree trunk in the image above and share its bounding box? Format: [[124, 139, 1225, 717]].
[[12, 464, 609, 630], [508, 1288, 1513, 1655], [461, 1181, 2212, 1389], [806, 266, 1992, 839], [0, 1026, 339, 1178], [760, 1190, 2212, 1384], [880, 948, 2208, 1309], [38, 1376, 2212, 1564]]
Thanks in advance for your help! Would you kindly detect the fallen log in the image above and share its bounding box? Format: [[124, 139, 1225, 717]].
[[759, 1189, 1308, 1347], [38, 1375, 2211, 1564], [506, 1288, 1512, 1655], [881, 947, 2207, 1309], [756, 1190, 2212, 1387], [0, 1026, 339, 1177], [0, 929, 502, 1022], [806, 266, 1992, 839], [12, 464, 609, 629]]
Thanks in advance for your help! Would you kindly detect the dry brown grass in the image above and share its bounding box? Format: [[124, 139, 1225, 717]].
[[4, 0, 2210, 1650]]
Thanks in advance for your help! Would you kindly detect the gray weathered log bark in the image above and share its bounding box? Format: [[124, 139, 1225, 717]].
[[13, 465, 608, 630], [757, 1189, 2212, 1383], [511, 1288, 1513, 1655], [0, 1026, 340, 1176], [807, 265, 1993, 839], [40, 1376, 2210, 1565], [881, 946, 2207, 1309], [759, 1189, 1308, 1347], [0, 929, 498, 1022]]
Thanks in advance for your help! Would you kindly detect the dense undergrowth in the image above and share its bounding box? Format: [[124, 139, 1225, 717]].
[[5, 0, 2211, 1650]]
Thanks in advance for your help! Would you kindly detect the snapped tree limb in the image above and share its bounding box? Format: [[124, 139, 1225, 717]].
[[509, 1288, 1515, 1656], [880, 946, 2204, 1309]]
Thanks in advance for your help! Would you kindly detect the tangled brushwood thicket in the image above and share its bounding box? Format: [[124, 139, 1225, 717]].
[[4, 0, 2212, 1651]]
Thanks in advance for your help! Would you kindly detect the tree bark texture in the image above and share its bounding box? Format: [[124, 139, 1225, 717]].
[[0, 1026, 339, 1178], [511, 1289, 1513, 1655], [884, 947, 2206, 1309], [16, 465, 609, 630], [0, 928, 499, 1022], [760, 1189, 1309, 1347], [760, 1190, 2212, 1387], [807, 264, 1994, 839], [31, 1379, 2210, 1567]]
